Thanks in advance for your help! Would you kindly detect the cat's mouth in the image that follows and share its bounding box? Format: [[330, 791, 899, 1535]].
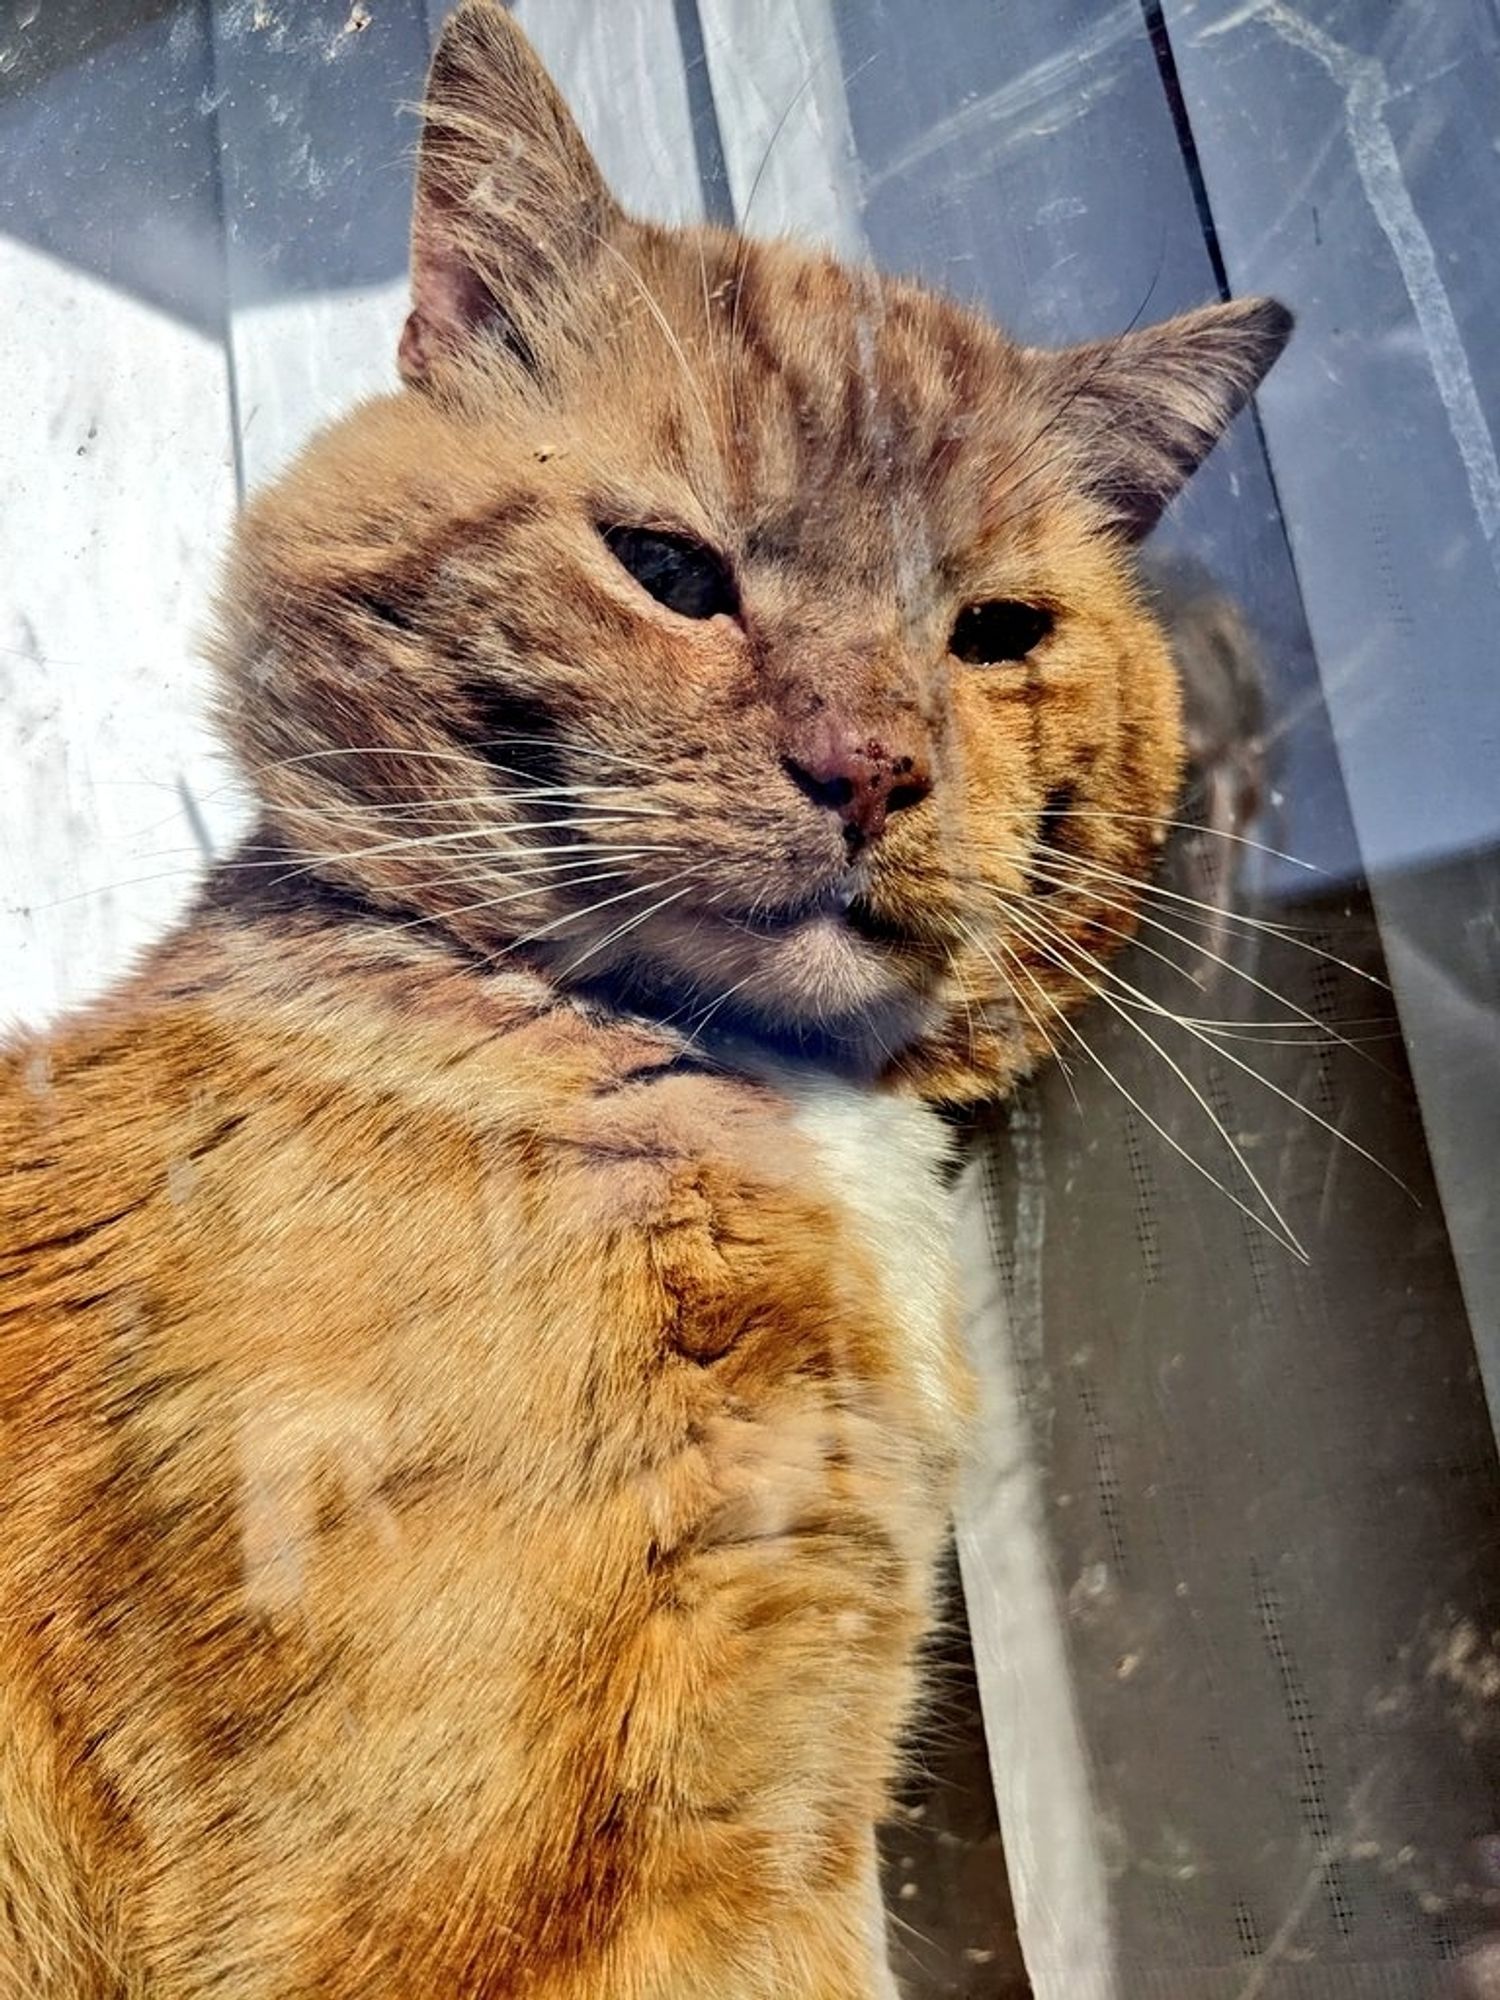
[[728, 895, 902, 946], [718, 877, 939, 954], [548, 860, 954, 1058]]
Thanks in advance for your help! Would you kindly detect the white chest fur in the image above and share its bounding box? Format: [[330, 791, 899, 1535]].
[[781, 1078, 958, 1429]]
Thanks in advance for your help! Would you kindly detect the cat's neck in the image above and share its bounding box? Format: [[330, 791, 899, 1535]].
[[187, 831, 948, 1112]]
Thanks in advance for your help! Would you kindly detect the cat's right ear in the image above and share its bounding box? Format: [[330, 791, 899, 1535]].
[[400, 1, 619, 386]]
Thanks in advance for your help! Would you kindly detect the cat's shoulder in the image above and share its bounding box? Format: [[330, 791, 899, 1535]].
[[0, 918, 958, 1404]]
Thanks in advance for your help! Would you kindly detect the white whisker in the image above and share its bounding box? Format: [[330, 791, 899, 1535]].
[[1007, 854, 1384, 1068], [1010, 899, 1408, 1199], [252, 739, 662, 777], [384, 865, 646, 937], [999, 899, 1308, 1259], [556, 880, 701, 978], [1041, 807, 1324, 874], [504, 866, 706, 957]]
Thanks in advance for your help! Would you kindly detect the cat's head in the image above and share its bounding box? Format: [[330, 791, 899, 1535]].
[[216, 0, 1289, 1103]]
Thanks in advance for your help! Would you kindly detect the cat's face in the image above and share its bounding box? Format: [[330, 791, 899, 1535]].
[[217, 1, 1289, 1102]]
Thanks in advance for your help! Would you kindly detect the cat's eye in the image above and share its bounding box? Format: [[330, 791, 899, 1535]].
[[950, 599, 1054, 665], [602, 525, 738, 621]]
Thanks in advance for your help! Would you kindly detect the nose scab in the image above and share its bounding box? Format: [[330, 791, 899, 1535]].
[[782, 713, 933, 848]]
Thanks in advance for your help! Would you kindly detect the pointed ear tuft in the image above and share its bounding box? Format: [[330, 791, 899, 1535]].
[[400, 0, 618, 385], [1045, 297, 1293, 540]]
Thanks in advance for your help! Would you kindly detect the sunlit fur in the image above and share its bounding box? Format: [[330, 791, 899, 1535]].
[[0, 5, 1289, 1994]]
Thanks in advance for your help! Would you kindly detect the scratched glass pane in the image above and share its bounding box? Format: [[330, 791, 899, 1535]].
[[1, 4, 1496, 1998]]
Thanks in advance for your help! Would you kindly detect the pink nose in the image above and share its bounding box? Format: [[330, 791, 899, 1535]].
[[783, 717, 933, 848]]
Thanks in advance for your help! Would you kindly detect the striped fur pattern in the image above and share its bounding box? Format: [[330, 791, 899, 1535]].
[[0, 5, 1289, 1993]]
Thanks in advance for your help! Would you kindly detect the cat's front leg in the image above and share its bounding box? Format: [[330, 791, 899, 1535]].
[[524, 1058, 956, 2000]]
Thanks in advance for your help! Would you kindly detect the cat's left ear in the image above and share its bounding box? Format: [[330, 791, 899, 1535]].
[[1041, 296, 1293, 540], [400, 1, 619, 385]]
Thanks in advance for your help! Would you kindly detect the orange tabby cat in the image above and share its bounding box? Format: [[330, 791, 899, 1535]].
[[0, 7, 1289, 1994]]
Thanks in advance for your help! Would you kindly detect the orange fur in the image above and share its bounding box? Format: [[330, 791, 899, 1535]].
[[0, 6, 1289, 1993]]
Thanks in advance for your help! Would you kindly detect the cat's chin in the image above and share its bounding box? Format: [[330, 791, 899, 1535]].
[[731, 912, 933, 1023], [569, 907, 945, 1072]]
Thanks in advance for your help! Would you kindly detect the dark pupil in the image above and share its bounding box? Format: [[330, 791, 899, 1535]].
[[950, 599, 1053, 665], [603, 526, 737, 620]]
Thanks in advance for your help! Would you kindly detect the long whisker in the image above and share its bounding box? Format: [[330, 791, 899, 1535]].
[[1006, 897, 1409, 1198], [999, 900, 1308, 1258], [556, 880, 702, 979], [943, 929, 989, 1085], [229, 836, 669, 866], [250, 739, 663, 777], [28, 831, 517, 911], [38, 818, 678, 912], [957, 918, 1076, 1108], [503, 866, 707, 957], [737, 68, 818, 236], [964, 835, 1387, 987], [955, 917, 1058, 1070], [406, 847, 678, 893], [382, 863, 654, 937], [1185, 1022, 1396, 1046], [1003, 853, 1385, 1067], [284, 804, 665, 830], [252, 819, 672, 884], [1039, 807, 1325, 874], [1042, 891, 1394, 1050], [963, 919, 1303, 1252], [269, 790, 670, 822], [1071, 855, 1386, 988]]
